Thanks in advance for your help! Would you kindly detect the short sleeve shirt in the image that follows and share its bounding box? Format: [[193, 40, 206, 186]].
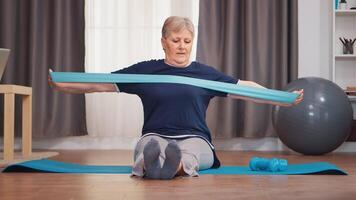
[[112, 59, 238, 144]]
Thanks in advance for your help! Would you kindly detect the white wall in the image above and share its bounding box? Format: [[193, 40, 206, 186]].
[[298, 0, 333, 79], [298, 0, 356, 137]]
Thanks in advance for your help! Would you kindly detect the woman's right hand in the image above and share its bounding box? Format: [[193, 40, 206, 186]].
[[48, 69, 55, 88], [48, 69, 66, 91], [48, 69, 117, 93]]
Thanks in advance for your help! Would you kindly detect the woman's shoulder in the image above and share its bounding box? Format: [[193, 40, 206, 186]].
[[192, 61, 220, 72], [192, 61, 237, 83]]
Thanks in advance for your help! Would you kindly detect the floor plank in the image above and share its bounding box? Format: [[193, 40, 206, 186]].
[[0, 150, 355, 200]]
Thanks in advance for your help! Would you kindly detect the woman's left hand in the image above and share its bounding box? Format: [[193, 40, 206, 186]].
[[291, 89, 304, 106], [227, 89, 304, 107]]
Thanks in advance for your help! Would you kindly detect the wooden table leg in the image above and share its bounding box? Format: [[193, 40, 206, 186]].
[[22, 94, 32, 157], [4, 93, 15, 161]]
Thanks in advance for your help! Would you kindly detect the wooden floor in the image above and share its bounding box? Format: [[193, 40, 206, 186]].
[[0, 150, 356, 200]]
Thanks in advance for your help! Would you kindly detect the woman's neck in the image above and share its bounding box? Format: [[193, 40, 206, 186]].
[[164, 59, 191, 68]]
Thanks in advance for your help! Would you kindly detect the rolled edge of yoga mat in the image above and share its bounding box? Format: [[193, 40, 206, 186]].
[[2, 159, 347, 175]]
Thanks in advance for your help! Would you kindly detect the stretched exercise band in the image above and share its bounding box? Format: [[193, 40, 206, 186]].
[[50, 72, 299, 103]]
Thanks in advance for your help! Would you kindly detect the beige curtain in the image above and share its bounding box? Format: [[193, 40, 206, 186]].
[[197, 0, 298, 138]]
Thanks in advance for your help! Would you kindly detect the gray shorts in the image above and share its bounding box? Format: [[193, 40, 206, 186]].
[[132, 134, 214, 177]]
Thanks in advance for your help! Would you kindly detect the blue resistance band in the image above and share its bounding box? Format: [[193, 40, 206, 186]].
[[50, 72, 298, 104]]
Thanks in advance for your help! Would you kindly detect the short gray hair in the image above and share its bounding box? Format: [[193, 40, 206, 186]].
[[161, 16, 195, 38]]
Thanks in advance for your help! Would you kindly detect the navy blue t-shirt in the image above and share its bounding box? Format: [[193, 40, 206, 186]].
[[112, 59, 238, 143]]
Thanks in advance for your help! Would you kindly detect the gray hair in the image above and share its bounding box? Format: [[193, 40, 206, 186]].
[[161, 16, 195, 38]]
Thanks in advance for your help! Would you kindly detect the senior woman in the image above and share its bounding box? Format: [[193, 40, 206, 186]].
[[49, 16, 303, 179]]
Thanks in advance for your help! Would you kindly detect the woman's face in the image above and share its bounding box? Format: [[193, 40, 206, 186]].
[[161, 29, 193, 67]]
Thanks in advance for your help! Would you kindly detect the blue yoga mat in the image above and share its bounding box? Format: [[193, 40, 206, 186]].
[[2, 159, 347, 175], [50, 72, 299, 104]]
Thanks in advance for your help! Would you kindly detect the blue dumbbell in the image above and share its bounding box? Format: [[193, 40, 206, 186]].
[[249, 157, 288, 172]]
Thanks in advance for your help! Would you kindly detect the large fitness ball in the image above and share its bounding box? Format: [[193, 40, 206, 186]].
[[272, 77, 353, 155]]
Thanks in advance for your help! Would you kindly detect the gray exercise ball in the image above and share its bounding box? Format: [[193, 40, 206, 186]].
[[272, 77, 353, 155]]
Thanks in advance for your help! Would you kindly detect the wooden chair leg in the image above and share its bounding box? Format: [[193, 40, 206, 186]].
[[4, 93, 15, 161], [22, 94, 32, 157]]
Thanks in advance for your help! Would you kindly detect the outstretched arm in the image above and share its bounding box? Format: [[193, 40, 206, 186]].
[[227, 80, 303, 106], [48, 69, 117, 93]]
